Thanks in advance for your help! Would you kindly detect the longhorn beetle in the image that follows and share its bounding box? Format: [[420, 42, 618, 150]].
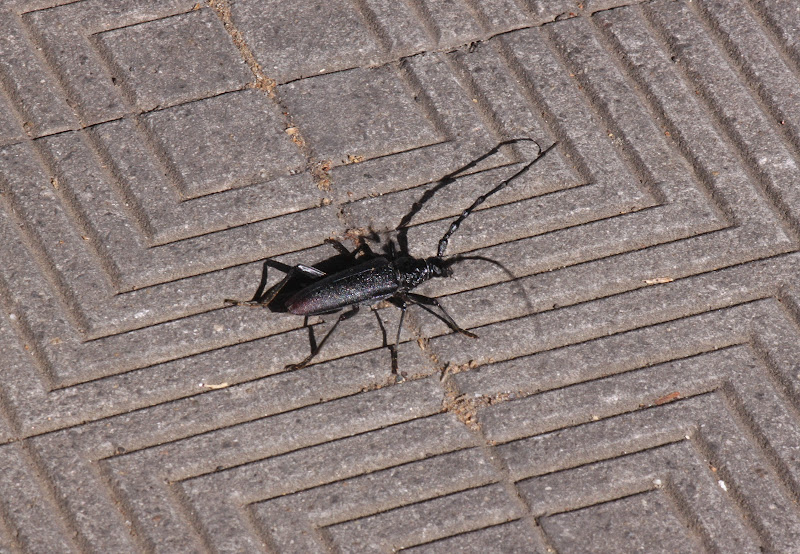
[[225, 139, 556, 374]]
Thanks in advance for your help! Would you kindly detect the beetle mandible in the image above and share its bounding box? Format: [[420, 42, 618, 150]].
[[225, 138, 556, 374]]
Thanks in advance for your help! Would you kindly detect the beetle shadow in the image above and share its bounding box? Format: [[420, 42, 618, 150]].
[[393, 138, 539, 256]]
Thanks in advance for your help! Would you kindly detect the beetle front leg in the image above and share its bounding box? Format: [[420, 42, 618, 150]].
[[286, 305, 360, 370]]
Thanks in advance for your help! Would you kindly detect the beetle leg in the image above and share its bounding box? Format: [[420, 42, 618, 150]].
[[403, 292, 478, 338], [249, 259, 290, 303], [324, 238, 351, 256], [295, 264, 327, 278], [354, 241, 376, 258], [286, 305, 360, 370], [395, 300, 407, 350], [371, 306, 389, 348], [259, 264, 325, 307], [224, 263, 325, 308], [392, 300, 408, 379], [326, 237, 376, 260], [372, 307, 403, 380]]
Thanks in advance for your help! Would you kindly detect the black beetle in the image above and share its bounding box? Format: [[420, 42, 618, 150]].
[[226, 139, 556, 374]]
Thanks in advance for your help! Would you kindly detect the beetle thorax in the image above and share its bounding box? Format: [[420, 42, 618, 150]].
[[394, 257, 446, 291]]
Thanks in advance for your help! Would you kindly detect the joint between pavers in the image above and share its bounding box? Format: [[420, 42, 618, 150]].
[[207, 0, 335, 198]]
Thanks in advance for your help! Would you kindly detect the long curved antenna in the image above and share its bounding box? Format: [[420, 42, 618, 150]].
[[437, 141, 558, 258], [445, 254, 516, 280], [396, 138, 543, 255]]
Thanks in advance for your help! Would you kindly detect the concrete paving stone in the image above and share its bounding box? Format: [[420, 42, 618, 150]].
[[0, 139, 341, 382], [0, 443, 78, 553], [142, 89, 304, 197], [91, 116, 323, 244], [323, 484, 524, 553], [481, 334, 800, 488], [22, 0, 196, 125], [399, 175, 722, 302], [0, 9, 75, 137], [0, 92, 24, 146], [593, 5, 795, 229], [4, 0, 77, 11], [501, 394, 800, 551], [501, 28, 647, 198], [359, 0, 432, 55], [448, 40, 549, 142], [2, 0, 800, 551], [529, 0, 581, 20], [181, 414, 476, 552], [413, 0, 484, 48], [397, 175, 652, 259], [426, 246, 794, 369], [279, 65, 443, 164], [46, 267, 414, 385], [26, 371, 438, 552], [540, 490, 703, 553], [0, 522, 19, 554], [98, 377, 446, 551], [517, 439, 765, 551], [642, 0, 800, 221], [690, 0, 800, 151], [96, 8, 251, 112], [232, 0, 388, 84], [454, 300, 790, 400], [0, 202, 303, 375], [27, 431, 142, 553], [233, 0, 537, 86], [752, 0, 800, 65], [341, 152, 578, 235], [0, 140, 107, 338], [397, 48, 508, 144], [35, 128, 330, 290], [471, 0, 536, 32], [402, 519, 546, 553], [582, 0, 641, 13], [253, 458, 511, 552], [324, 52, 506, 200]]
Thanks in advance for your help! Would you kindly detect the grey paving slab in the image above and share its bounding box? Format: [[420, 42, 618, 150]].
[[96, 8, 251, 112], [143, 89, 304, 197], [279, 65, 443, 163], [0, 8, 75, 137], [1, 0, 800, 552], [540, 491, 702, 553]]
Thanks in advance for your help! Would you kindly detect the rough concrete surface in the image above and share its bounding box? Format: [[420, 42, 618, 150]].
[[0, 0, 799, 552]]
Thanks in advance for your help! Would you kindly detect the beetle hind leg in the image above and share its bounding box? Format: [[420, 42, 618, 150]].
[[224, 263, 326, 308], [286, 305, 360, 370]]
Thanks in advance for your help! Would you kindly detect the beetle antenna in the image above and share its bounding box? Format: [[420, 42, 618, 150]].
[[437, 140, 557, 258]]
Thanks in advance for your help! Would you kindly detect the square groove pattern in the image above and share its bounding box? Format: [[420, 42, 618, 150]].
[[0, 0, 799, 551]]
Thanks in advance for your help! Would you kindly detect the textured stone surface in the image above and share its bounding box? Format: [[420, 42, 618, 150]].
[[97, 7, 251, 111], [1, 0, 799, 551]]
